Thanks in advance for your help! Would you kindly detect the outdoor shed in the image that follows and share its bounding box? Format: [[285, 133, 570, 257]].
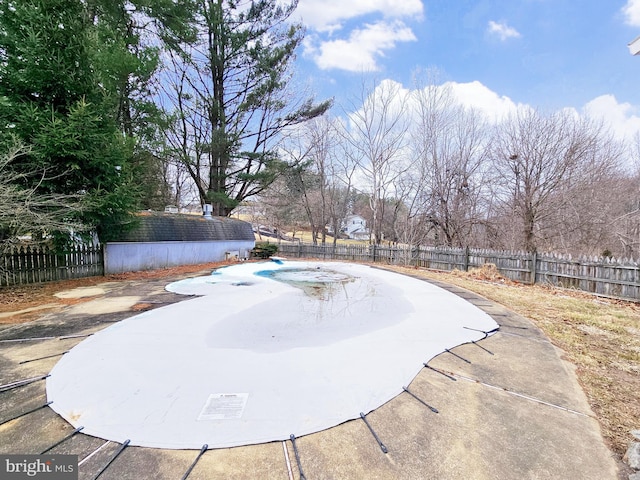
[[104, 212, 255, 274]]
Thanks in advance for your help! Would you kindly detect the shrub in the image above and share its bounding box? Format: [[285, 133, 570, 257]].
[[252, 242, 279, 258]]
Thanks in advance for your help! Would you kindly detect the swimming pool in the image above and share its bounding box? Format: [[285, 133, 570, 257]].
[[46, 260, 498, 449]]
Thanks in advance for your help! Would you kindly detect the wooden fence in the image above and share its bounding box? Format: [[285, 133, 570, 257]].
[[4, 240, 640, 302], [0, 243, 103, 286], [275, 242, 640, 302]]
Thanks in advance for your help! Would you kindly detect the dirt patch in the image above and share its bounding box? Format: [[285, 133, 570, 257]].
[[0, 303, 62, 318], [131, 302, 157, 312], [54, 286, 108, 299], [0, 261, 235, 324]]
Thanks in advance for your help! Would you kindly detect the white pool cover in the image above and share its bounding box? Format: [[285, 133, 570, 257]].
[[47, 260, 498, 449]]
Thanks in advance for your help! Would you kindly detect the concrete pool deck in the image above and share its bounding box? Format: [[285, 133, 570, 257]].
[[0, 267, 621, 479]]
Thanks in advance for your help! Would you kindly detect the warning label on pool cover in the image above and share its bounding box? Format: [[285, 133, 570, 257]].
[[198, 393, 249, 420]]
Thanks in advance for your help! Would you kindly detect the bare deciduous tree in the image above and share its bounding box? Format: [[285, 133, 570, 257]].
[[0, 141, 84, 245], [490, 108, 622, 252], [343, 79, 410, 244], [407, 78, 490, 247], [271, 115, 357, 245], [607, 132, 640, 257]]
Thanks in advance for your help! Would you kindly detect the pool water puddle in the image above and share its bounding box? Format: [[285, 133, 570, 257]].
[[256, 267, 355, 300]]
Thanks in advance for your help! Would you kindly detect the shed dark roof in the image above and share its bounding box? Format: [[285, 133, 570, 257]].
[[111, 212, 255, 242]]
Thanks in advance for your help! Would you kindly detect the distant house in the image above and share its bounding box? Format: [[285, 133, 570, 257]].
[[104, 211, 255, 274], [341, 214, 370, 240]]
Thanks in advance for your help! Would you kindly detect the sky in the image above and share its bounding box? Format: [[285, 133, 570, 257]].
[[292, 0, 640, 141]]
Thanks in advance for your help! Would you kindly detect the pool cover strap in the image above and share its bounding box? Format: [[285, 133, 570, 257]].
[[402, 387, 439, 413], [360, 412, 388, 454], [181, 444, 208, 480], [289, 434, 306, 480]]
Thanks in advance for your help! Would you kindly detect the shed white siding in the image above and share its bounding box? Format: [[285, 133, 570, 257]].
[[104, 240, 253, 274]]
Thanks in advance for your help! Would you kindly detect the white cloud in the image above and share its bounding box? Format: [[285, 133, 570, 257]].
[[447, 87, 640, 142], [447, 81, 520, 121], [343, 79, 519, 125], [622, 0, 640, 26], [307, 21, 417, 72], [295, 0, 423, 33], [487, 20, 521, 41], [342, 80, 640, 176], [446, 85, 640, 141], [583, 94, 640, 141]]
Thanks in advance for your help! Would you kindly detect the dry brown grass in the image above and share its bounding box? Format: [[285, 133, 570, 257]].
[[388, 263, 640, 457]]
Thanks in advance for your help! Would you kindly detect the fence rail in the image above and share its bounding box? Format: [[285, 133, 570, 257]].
[[4, 240, 640, 302], [275, 242, 640, 302], [0, 244, 103, 286]]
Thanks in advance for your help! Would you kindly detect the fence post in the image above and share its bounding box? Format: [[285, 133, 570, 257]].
[[54, 248, 65, 281], [100, 244, 107, 275], [254, 242, 639, 302], [464, 246, 470, 272], [530, 251, 537, 285]]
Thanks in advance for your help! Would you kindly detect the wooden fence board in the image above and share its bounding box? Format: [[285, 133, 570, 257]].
[[275, 242, 640, 302], [0, 244, 104, 286], [6, 239, 640, 302]]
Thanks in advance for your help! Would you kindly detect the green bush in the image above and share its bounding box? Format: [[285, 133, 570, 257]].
[[252, 242, 279, 258]]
